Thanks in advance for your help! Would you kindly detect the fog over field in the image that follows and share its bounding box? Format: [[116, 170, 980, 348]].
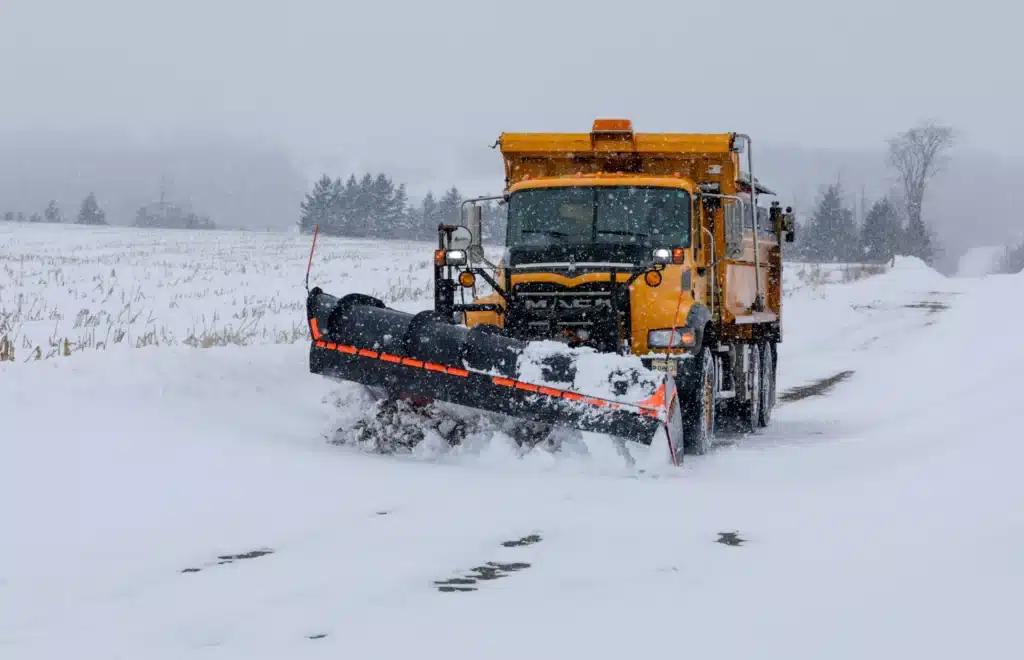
[[1, 0, 1021, 270], [1, 132, 1020, 259]]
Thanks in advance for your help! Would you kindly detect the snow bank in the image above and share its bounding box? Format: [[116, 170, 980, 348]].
[[957, 245, 1005, 277], [885, 255, 950, 287]]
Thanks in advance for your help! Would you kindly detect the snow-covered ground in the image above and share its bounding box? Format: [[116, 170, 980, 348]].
[[2, 224, 1022, 659], [0, 223, 438, 359]]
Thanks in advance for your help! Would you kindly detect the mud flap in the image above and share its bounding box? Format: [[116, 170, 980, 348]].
[[663, 380, 685, 466], [307, 289, 678, 451]]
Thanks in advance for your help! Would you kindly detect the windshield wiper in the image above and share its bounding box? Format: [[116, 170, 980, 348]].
[[596, 230, 648, 237], [521, 229, 568, 238]]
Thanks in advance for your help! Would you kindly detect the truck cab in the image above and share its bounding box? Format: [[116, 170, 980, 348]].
[[433, 119, 795, 453]]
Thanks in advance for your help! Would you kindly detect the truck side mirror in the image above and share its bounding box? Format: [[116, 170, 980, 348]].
[[771, 202, 796, 242], [448, 226, 473, 250], [461, 204, 484, 262]]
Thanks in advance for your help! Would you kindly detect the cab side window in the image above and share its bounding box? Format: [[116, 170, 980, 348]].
[[725, 202, 744, 258], [757, 205, 773, 236], [692, 197, 701, 254]]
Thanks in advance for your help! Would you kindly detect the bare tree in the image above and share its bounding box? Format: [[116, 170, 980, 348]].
[[887, 120, 955, 262]]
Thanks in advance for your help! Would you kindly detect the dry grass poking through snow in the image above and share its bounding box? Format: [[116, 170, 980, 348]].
[[785, 262, 889, 298], [0, 223, 437, 362]]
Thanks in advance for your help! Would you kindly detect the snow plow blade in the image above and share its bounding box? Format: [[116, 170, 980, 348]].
[[306, 288, 684, 461]]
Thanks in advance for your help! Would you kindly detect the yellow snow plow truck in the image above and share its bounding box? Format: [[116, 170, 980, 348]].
[[306, 119, 795, 465]]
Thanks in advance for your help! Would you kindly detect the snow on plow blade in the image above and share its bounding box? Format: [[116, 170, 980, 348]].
[[306, 288, 684, 460]]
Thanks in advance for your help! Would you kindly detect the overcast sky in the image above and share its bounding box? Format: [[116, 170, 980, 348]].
[[1, 0, 1020, 168]]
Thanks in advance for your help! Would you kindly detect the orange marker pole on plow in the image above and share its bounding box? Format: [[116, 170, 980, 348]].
[[305, 223, 320, 293]]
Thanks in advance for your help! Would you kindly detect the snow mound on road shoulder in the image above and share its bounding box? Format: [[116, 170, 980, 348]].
[[886, 255, 949, 287], [957, 245, 1004, 277]]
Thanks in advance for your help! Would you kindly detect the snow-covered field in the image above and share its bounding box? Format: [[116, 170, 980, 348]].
[[2, 223, 1022, 659], [0, 223, 438, 360]]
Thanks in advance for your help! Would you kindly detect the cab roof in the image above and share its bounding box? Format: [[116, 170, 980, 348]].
[[509, 173, 697, 194]]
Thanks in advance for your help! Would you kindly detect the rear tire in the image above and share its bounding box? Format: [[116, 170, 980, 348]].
[[683, 346, 716, 455], [758, 341, 776, 427]]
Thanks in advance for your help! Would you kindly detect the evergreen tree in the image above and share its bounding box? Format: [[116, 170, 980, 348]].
[[385, 182, 412, 238], [17, 212, 25, 223], [368, 173, 395, 235], [333, 175, 359, 235], [76, 193, 107, 225], [419, 191, 441, 239], [298, 175, 336, 234], [902, 215, 934, 264], [860, 197, 902, 263], [29, 212, 42, 223], [803, 182, 857, 262], [44, 200, 64, 223], [3, 212, 12, 222], [482, 200, 507, 244], [438, 186, 463, 227], [349, 173, 375, 236]]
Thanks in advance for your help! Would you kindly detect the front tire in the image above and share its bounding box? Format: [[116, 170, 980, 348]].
[[683, 346, 716, 455]]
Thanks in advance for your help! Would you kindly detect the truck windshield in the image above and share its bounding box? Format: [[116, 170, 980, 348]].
[[507, 186, 691, 248]]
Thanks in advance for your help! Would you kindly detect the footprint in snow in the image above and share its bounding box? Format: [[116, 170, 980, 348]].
[[180, 547, 275, 573], [501, 534, 542, 547], [716, 532, 746, 547]]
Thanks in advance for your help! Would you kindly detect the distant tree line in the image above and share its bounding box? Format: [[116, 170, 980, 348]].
[[134, 199, 215, 230], [788, 181, 917, 264], [788, 119, 958, 265], [2, 193, 109, 226], [2, 191, 218, 230], [297, 172, 506, 242]]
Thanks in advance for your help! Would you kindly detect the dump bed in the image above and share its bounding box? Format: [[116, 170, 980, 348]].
[[498, 123, 745, 196]]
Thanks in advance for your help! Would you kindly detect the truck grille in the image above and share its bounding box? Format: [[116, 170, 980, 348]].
[[506, 282, 627, 351]]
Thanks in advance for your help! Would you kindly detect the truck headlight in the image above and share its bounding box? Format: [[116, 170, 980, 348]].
[[652, 248, 672, 264], [648, 328, 696, 348], [444, 250, 468, 266]]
